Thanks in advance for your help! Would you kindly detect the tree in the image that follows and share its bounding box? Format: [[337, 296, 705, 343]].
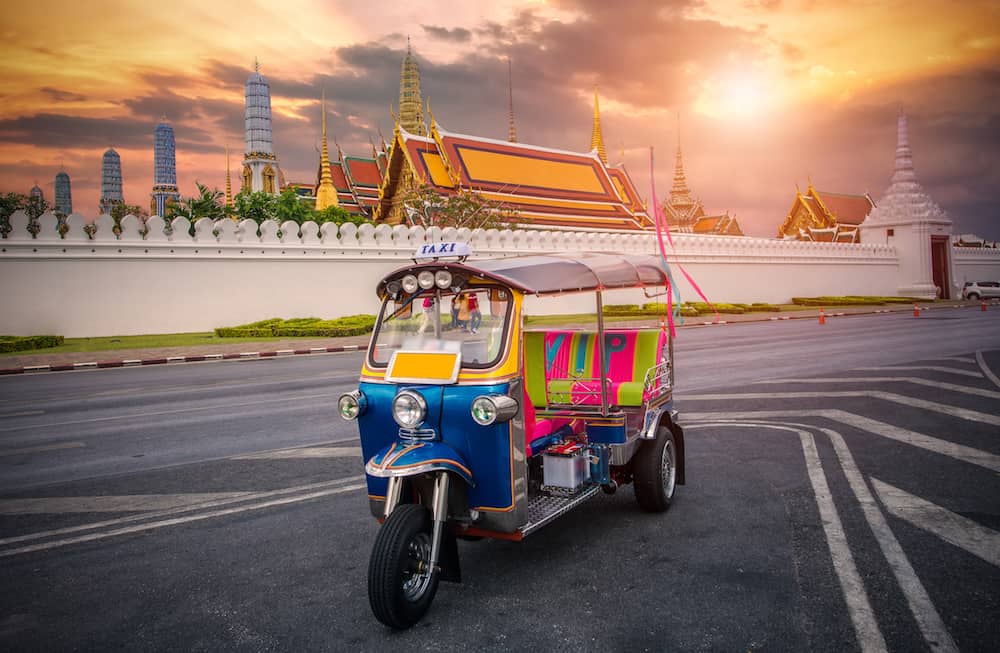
[[233, 190, 277, 223], [274, 188, 314, 225], [169, 183, 225, 222], [313, 204, 370, 226], [0, 192, 51, 237], [110, 203, 148, 222], [398, 184, 518, 230]]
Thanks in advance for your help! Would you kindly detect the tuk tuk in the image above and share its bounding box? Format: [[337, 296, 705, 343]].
[[337, 244, 685, 628]]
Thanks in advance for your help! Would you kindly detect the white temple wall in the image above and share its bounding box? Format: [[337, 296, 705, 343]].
[[952, 247, 1000, 287], [4, 210, 986, 338]]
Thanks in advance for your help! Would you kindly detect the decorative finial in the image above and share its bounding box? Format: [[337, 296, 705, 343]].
[[254, 57, 260, 73], [590, 85, 607, 164], [407, 35, 411, 56], [225, 144, 233, 208], [507, 57, 517, 143]]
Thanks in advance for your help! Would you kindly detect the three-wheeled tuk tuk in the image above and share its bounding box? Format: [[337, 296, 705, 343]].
[[337, 245, 685, 628]]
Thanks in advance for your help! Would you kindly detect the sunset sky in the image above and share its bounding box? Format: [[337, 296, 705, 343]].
[[1, 0, 997, 237]]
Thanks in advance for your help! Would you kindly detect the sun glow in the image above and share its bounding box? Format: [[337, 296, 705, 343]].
[[693, 71, 777, 121]]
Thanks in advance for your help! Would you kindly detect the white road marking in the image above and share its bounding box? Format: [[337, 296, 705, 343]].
[[0, 441, 86, 457], [819, 426, 959, 653], [872, 478, 1000, 568], [0, 410, 45, 418], [687, 422, 887, 653], [0, 493, 256, 514], [233, 446, 363, 460], [0, 391, 336, 433], [753, 377, 1000, 400], [931, 357, 976, 364], [683, 391, 1000, 426], [855, 366, 983, 378], [684, 410, 1000, 473], [976, 350, 1000, 390], [0, 482, 366, 558]]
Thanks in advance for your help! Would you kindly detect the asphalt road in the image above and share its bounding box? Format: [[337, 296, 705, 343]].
[[0, 308, 998, 651]]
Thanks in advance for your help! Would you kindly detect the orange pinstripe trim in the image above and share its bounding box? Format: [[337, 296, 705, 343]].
[[387, 458, 473, 479]]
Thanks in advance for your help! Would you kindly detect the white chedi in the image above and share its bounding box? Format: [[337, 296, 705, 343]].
[[864, 111, 950, 226]]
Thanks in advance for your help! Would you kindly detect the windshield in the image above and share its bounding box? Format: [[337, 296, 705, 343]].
[[369, 287, 513, 369]]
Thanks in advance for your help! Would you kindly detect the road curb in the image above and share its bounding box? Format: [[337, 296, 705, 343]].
[[0, 344, 363, 376], [2, 302, 995, 376]]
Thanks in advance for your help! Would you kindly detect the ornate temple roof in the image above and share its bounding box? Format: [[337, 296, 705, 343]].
[[777, 182, 873, 243], [377, 119, 653, 230], [863, 111, 950, 227]]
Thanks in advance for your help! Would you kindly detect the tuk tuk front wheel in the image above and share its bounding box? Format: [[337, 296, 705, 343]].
[[634, 425, 677, 512], [367, 503, 440, 629]]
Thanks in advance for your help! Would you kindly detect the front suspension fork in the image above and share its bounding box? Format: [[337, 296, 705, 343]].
[[383, 472, 451, 573]]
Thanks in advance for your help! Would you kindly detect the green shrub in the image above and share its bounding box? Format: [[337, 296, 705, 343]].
[[0, 335, 64, 353], [792, 296, 925, 307], [214, 315, 377, 338]]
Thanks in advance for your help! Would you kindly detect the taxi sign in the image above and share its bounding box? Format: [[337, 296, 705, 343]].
[[413, 241, 472, 260]]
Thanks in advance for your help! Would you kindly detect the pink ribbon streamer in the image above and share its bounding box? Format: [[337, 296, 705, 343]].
[[648, 146, 719, 326]]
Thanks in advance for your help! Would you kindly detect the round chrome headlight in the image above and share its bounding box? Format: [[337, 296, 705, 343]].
[[417, 270, 436, 289], [471, 394, 519, 426], [401, 274, 419, 294], [338, 390, 366, 420], [434, 270, 453, 289], [385, 280, 401, 299], [392, 390, 427, 428]]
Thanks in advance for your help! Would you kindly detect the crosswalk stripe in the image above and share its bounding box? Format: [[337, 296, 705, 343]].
[[0, 493, 252, 515], [752, 377, 1000, 399], [682, 391, 1000, 426], [872, 478, 1000, 568], [856, 366, 983, 378], [684, 410, 1000, 473], [233, 446, 363, 460]]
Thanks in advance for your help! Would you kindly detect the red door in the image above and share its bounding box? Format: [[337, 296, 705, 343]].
[[931, 236, 950, 299]]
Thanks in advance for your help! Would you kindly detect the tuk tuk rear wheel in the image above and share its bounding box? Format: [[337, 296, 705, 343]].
[[634, 425, 676, 512], [367, 503, 440, 629]]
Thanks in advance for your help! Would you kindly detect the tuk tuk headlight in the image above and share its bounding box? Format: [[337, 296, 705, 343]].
[[392, 390, 427, 428], [337, 390, 366, 420], [434, 270, 453, 289], [417, 270, 436, 289], [471, 395, 519, 426], [401, 274, 419, 294]]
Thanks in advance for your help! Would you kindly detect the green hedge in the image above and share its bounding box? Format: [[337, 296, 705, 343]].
[[215, 315, 376, 338], [792, 296, 925, 306], [0, 335, 64, 353]]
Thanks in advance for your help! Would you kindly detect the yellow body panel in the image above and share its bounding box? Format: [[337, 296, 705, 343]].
[[387, 351, 460, 382], [457, 148, 605, 194]]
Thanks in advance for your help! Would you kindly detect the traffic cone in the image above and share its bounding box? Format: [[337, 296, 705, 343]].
[[913, 304, 920, 317], [983, 301, 988, 312], [818, 307, 826, 325]]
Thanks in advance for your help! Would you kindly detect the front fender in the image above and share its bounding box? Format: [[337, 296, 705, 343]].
[[365, 440, 475, 486]]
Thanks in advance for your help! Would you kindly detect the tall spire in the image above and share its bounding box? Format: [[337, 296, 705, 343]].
[[590, 87, 607, 164], [507, 58, 517, 143], [398, 38, 426, 135], [891, 108, 916, 185], [225, 144, 233, 207], [315, 90, 338, 210], [669, 117, 693, 204]]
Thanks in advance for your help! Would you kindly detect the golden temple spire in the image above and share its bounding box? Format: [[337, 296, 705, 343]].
[[315, 90, 338, 210], [398, 38, 426, 135], [669, 118, 694, 206], [590, 86, 607, 164], [224, 144, 233, 207], [507, 57, 517, 143]]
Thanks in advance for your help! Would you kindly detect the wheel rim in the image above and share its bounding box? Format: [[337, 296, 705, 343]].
[[661, 439, 676, 498], [402, 531, 434, 602]]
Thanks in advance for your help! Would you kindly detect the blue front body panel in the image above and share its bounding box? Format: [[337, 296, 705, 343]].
[[356, 381, 515, 511]]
